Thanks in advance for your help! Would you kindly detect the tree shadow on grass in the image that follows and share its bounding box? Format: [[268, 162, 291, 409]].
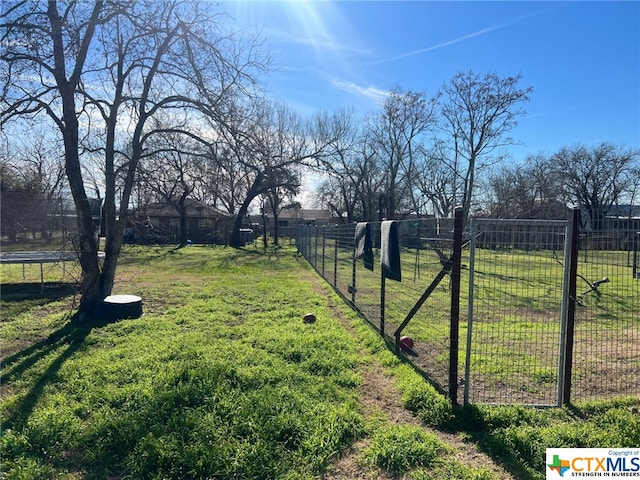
[[447, 405, 540, 480], [1, 282, 79, 318], [2, 320, 94, 430], [215, 246, 286, 270]]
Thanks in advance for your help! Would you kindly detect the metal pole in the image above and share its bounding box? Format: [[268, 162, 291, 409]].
[[333, 227, 338, 288], [449, 207, 464, 405], [557, 219, 571, 406], [380, 274, 386, 336], [321, 226, 326, 277], [351, 250, 357, 304], [633, 232, 638, 279], [314, 226, 319, 270], [562, 208, 580, 405], [464, 217, 477, 406]]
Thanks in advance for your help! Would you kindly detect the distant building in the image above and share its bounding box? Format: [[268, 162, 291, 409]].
[[276, 208, 334, 227], [250, 208, 336, 238], [579, 205, 640, 250], [128, 199, 231, 244]]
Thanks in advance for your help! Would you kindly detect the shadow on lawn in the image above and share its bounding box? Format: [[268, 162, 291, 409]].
[[0, 282, 79, 318], [2, 321, 93, 430], [450, 405, 540, 480], [214, 245, 286, 269]]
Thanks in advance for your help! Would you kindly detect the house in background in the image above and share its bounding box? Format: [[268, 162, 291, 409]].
[[250, 208, 335, 239], [579, 204, 640, 251], [127, 199, 231, 244]]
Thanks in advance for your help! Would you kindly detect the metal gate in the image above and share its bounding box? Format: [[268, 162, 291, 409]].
[[464, 218, 571, 406]]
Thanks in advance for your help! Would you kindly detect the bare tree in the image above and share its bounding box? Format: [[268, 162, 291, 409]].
[[486, 155, 564, 219], [262, 181, 300, 246], [1, 129, 68, 242], [201, 141, 250, 218], [312, 109, 375, 222], [366, 87, 438, 219], [439, 71, 533, 226], [552, 142, 640, 229], [137, 126, 206, 247], [2, 1, 122, 314], [1, 0, 264, 317], [412, 141, 457, 217], [223, 101, 346, 247], [316, 176, 352, 222]]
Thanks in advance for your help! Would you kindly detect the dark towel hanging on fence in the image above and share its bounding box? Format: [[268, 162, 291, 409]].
[[354, 222, 374, 271], [380, 220, 401, 281]]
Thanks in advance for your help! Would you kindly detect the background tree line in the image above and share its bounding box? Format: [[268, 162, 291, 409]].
[[2, 0, 639, 320]]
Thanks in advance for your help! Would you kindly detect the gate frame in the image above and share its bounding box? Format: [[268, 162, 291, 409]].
[[464, 217, 572, 407]]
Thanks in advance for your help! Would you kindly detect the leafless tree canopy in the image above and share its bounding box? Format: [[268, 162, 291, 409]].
[[2, 2, 637, 320], [1, 0, 267, 316]]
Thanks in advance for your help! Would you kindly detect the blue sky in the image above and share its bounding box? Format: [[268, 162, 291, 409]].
[[226, 1, 639, 161]]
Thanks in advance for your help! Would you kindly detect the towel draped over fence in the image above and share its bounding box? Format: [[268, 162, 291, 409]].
[[380, 220, 401, 281], [354, 222, 374, 271]]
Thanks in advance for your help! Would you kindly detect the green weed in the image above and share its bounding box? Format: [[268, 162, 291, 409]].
[[362, 424, 449, 473]]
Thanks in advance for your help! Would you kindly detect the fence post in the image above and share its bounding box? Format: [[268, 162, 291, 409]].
[[449, 207, 464, 405], [333, 226, 338, 288], [321, 226, 326, 277], [562, 208, 580, 405], [633, 233, 638, 279], [351, 249, 357, 304], [380, 274, 386, 336], [314, 226, 319, 270]]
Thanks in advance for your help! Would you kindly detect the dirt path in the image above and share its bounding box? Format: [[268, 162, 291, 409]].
[[300, 266, 515, 479]]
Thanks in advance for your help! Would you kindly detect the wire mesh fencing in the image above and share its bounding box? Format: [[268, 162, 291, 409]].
[[296, 207, 640, 406], [465, 219, 570, 405], [570, 215, 639, 402], [297, 217, 459, 396]]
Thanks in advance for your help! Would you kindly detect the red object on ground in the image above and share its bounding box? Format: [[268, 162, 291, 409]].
[[399, 335, 414, 351]]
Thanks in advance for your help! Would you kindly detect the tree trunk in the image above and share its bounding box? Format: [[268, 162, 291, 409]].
[[230, 200, 251, 247], [261, 210, 268, 249], [179, 202, 189, 246], [272, 212, 280, 245], [461, 153, 477, 229], [62, 114, 101, 317], [99, 196, 131, 302]]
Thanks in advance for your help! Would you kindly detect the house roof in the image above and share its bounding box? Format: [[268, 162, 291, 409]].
[[276, 209, 333, 220], [602, 205, 640, 219], [139, 199, 227, 218]]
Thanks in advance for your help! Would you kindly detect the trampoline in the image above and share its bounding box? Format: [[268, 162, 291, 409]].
[[1, 251, 105, 293]]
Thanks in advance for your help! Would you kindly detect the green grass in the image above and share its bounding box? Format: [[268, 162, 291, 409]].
[[1, 245, 639, 480], [2, 246, 363, 479], [361, 424, 450, 473]]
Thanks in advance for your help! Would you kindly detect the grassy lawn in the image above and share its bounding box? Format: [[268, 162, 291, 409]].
[[1, 245, 639, 479]]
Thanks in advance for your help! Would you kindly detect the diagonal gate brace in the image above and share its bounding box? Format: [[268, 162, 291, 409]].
[[393, 260, 452, 353]]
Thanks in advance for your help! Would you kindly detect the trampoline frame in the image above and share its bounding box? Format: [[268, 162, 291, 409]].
[[1, 251, 105, 293]]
